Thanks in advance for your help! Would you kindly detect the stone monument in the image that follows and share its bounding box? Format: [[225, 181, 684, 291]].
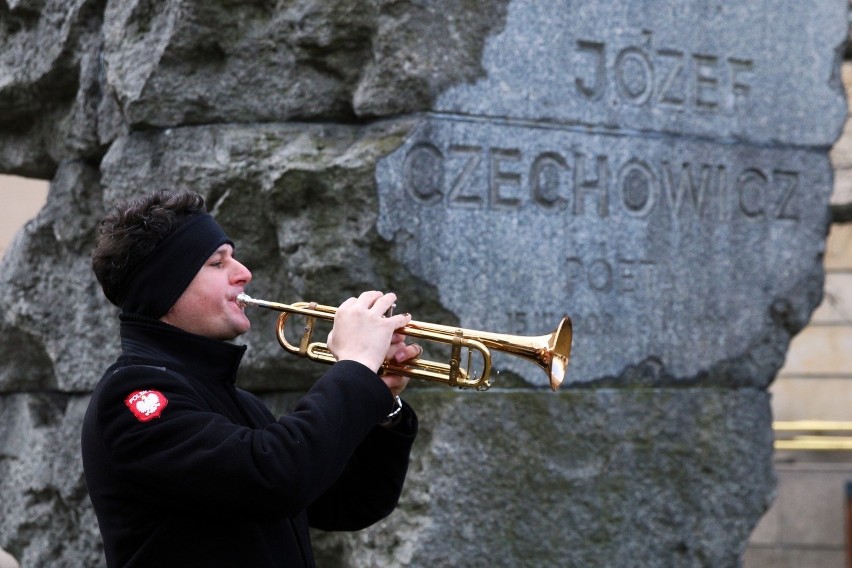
[[0, 1, 846, 566]]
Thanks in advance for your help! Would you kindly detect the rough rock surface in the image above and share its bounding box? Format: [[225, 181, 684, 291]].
[[0, 1, 845, 566]]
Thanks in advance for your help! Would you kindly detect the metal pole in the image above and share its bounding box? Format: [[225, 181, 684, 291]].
[[846, 480, 852, 568]]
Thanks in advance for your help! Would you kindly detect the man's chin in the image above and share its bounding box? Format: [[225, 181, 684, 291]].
[[234, 318, 251, 337], [216, 319, 250, 342]]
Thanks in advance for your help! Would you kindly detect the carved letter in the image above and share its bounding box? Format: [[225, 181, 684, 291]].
[[490, 148, 523, 209], [588, 259, 613, 292], [576, 40, 606, 100], [403, 143, 444, 204], [566, 257, 584, 296], [693, 53, 720, 111], [447, 145, 484, 208], [662, 161, 713, 218], [736, 168, 767, 218], [618, 159, 658, 218], [772, 170, 800, 221], [715, 165, 731, 221], [729, 57, 753, 111], [656, 49, 686, 108], [530, 152, 569, 209], [573, 153, 609, 217], [615, 46, 654, 106]]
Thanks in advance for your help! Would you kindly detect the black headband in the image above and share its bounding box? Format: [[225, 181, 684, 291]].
[[118, 213, 233, 318]]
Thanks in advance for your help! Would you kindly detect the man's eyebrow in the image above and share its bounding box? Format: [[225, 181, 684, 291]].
[[208, 244, 234, 260]]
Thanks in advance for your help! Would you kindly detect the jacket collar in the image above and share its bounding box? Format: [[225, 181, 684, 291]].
[[118, 313, 247, 385]]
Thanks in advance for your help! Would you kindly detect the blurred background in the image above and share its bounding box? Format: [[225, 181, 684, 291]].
[[1, 7, 851, 568], [3, 63, 850, 568]]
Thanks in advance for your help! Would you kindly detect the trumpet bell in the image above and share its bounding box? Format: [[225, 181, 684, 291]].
[[546, 317, 573, 391], [468, 316, 572, 391]]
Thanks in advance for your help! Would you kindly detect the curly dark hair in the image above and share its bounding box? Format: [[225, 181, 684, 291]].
[[92, 190, 208, 305]]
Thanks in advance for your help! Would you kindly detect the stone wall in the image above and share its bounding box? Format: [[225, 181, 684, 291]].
[[0, 2, 847, 567], [744, 59, 852, 568]]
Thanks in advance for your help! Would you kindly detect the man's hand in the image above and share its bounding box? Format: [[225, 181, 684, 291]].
[[381, 334, 422, 397], [327, 291, 412, 375]]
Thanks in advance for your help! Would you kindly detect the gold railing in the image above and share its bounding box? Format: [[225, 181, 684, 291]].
[[774, 421, 852, 451]]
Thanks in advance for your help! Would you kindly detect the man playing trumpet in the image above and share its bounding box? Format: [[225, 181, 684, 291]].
[[81, 189, 420, 568]]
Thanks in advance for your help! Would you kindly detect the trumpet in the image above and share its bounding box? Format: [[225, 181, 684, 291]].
[[237, 293, 572, 391]]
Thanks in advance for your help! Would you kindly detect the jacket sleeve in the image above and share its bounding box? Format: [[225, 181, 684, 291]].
[[90, 360, 394, 519], [307, 401, 418, 531]]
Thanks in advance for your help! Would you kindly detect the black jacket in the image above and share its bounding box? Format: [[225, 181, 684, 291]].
[[81, 315, 417, 568]]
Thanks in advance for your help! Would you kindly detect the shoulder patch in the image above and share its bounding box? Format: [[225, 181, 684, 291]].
[[125, 390, 169, 422]]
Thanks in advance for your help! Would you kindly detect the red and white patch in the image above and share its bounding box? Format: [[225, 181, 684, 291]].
[[124, 390, 169, 422]]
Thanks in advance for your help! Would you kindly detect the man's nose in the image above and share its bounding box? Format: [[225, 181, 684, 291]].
[[234, 261, 252, 284]]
